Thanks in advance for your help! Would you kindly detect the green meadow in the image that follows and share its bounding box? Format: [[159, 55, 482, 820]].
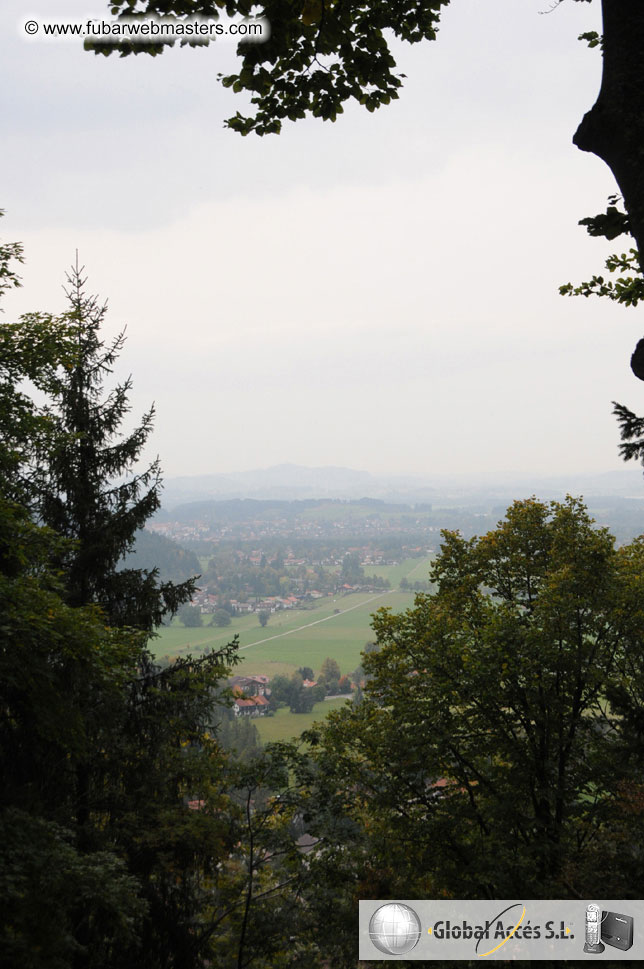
[[152, 588, 418, 677], [151, 555, 433, 742], [151, 555, 434, 674], [362, 554, 434, 587], [254, 696, 350, 744]]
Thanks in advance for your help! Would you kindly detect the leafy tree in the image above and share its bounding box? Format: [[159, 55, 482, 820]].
[[258, 610, 269, 627], [266, 672, 321, 713], [297, 666, 314, 681], [212, 607, 232, 627], [272, 742, 369, 969], [290, 690, 317, 715], [289, 674, 319, 714], [310, 683, 326, 704], [0, 222, 77, 508], [272, 548, 284, 569], [308, 498, 644, 914], [76, 646, 241, 969], [340, 551, 364, 585], [350, 664, 364, 686], [0, 210, 23, 303], [36, 259, 194, 630], [267, 674, 291, 711], [209, 746, 324, 968], [350, 641, 378, 688], [0, 502, 148, 967], [0, 810, 144, 969], [318, 657, 341, 688], [287, 671, 304, 711], [216, 713, 263, 761], [178, 602, 203, 627]]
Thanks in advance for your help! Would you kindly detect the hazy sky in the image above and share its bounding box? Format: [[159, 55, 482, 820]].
[[3, 0, 643, 478]]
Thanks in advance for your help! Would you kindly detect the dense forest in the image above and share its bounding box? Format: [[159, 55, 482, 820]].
[[120, 529, 202, 585]]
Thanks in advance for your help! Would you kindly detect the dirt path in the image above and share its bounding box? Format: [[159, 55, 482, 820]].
[[404, 556, 432, 580]]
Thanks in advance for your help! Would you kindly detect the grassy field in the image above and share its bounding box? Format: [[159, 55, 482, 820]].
[[236, 589, 417, 676], [150, 611, 263, 659], [152, 558, 431, 743], [152, 589, 416, 677], [363, 554, 433, 587], [254, 696, 350, 744], [151, 555, 431, 740]]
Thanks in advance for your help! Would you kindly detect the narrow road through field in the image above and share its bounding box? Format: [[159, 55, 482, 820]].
[[238, 592, 389, 652], [404, 556, 432, 580]]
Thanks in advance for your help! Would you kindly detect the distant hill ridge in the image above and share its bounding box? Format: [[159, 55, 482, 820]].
[[154, 496, 429, 525], [160, 464, 644, 510]]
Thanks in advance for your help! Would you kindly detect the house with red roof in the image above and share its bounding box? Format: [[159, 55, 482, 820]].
[[232, 694, 270, 717]]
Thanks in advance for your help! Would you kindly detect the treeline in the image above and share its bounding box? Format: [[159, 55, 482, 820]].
[[399, 576, 431, 592], [268, 659, 353, 713], [177, 533, 428, 561], [5, 230, 644, 968]]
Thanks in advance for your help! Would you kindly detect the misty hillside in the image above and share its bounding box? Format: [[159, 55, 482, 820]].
[[120, 529, 201, 583], [160, 464, 644, 509]]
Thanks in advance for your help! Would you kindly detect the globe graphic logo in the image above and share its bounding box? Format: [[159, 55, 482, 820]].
[[369, 903, 422, 955]]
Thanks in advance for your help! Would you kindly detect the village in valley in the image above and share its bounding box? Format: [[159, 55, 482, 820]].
[[143, 488, 644, 745], [142, 499, 440, 624], [142, 500, 440, 740]]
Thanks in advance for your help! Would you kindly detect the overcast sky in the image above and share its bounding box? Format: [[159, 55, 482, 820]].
[[3, 0, 642, 480]]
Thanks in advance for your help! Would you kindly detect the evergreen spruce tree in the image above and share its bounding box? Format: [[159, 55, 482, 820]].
[[39, 258, 195, 630]]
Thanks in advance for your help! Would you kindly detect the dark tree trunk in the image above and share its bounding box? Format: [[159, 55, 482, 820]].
[[574, 0, 644, 268]]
